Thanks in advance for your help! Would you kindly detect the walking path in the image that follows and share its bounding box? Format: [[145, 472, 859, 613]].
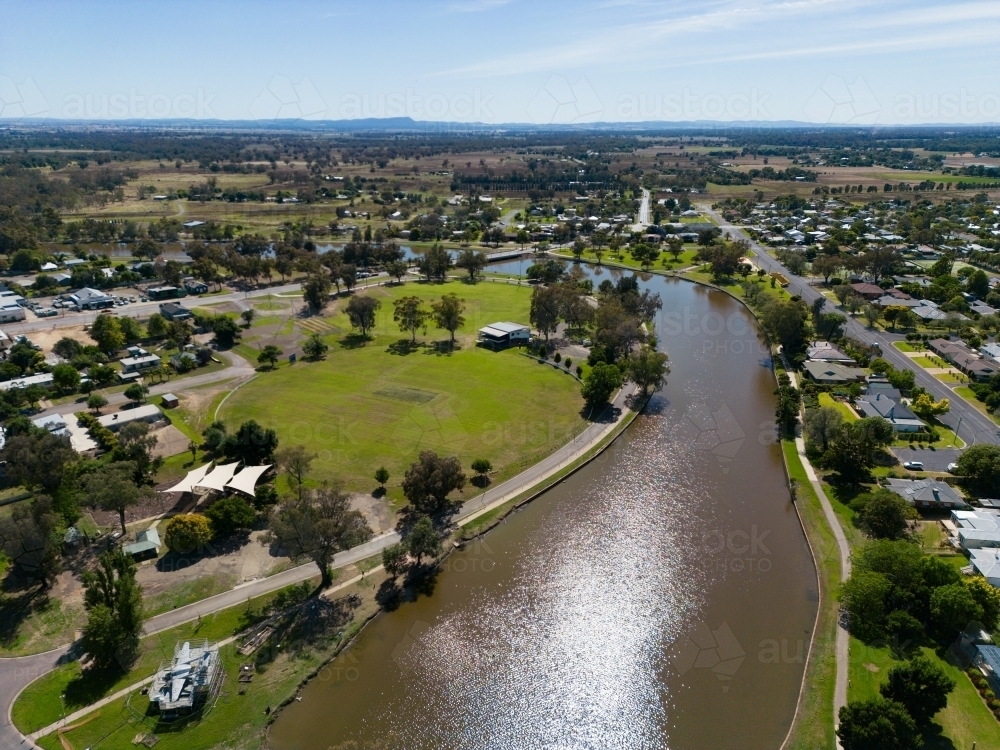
[[788, 370, 852, 748], [1, 383, 640, 749]]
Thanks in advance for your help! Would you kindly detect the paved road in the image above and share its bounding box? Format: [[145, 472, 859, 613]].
[[633, 188, 651, 231], [703, 205, 998, 449], [0, 382, 639, 745], [34, 349, 256, 421], [0, 645, 72, 750]]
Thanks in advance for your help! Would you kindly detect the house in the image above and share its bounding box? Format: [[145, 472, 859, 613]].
[[68, 287, 113, 311], [31, 413, 69, 438], [62, 258, 87, 268], [865, 379, 902, 401], [0, 305, 25, 323], [806, 341, 855, 364], [123, 527, 161, 560], [856, 393, 925, 432], [951, 508, 1000, 550], [930, 338, 976, 362], [148, 286, 184, 301], [953, 353, 999, 382], [170, 352, 198, 371], [982, 343, 1000, 363], [120, 354, 161, 373], [183, 278, 209, 294], [974, 645, 1000, 691], [477, 322, 531, 348], [850, 282, 885, 300], [876, 295, 922, 308], [802, 360, 866, 384], [97, 404, 162, 431], [972, 301, 998, 317], [913, 305, 953, 322], [159, 302, 192, 321], [886, 478, 968, 509], [0, 372, 53, 391]]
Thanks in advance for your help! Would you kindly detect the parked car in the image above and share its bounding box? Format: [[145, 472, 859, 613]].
[[36, 308, 57, 318], [902, 461, 924, 471], [947, 462, 960, 473]]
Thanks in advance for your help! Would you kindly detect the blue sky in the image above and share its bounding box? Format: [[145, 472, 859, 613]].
[[1, 0, 998, 125]]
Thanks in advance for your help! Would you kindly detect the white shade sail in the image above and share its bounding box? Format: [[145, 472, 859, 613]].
[[195, 462, 240, 492], [225, 464, 271, 496], [163, 463, 212, 494]]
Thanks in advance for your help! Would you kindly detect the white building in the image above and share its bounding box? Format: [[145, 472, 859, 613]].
[[951, 508, 1000, 550]]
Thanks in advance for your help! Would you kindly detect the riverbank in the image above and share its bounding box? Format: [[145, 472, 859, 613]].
[[8, 380, 646, 750]]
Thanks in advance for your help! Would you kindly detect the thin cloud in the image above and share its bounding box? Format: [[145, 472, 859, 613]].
[[448, 0, 512, 12], [434, 0, 992, 78]]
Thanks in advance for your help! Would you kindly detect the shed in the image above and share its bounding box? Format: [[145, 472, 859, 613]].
[[123, 527, 161, 560], [97, 404, 162, 431], [161, 393, 179, 409]]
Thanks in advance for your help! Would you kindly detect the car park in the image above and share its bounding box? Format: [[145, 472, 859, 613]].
[[902, 461, 924, 471]]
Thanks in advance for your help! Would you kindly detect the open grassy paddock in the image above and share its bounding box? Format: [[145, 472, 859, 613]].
[[219, 279, 588, 499]]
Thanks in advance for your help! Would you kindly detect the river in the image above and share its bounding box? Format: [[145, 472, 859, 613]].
[[267, 269, 818, 750]]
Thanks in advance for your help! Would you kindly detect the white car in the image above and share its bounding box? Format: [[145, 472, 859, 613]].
[[902, 461, 924, 471], [947, 462, 960, 473]]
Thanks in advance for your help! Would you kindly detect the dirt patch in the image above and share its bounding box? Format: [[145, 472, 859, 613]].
[[135, 530, 288, 599], [149, 424, 189, 459], [864, 663, 880, 673], [349, 493, 394, 535], [23, 324, 91, 358]]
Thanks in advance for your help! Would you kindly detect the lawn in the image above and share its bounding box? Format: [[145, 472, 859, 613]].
[[912, 355, 946, 369], [552, 245, 700, 272], [955, 385, 1000, 426], [848, 638, 1000, 749], [780, 440, 841, 750], [893, 341, 921, 353], [818, 392, 857, 422], [218, 280, 588, 496]]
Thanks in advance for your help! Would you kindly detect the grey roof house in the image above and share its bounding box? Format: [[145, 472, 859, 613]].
[[886, 478, 968, 509], [855, 393, 925, 431]]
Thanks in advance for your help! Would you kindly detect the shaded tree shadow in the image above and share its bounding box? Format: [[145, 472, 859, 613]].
[[337, 333, 370, 350], [426, 340, 460, 356], [386, 339, 424, 356], [470, 475, 491, 489], [581, 402, 621, 424], [0, 586, 49, 648]]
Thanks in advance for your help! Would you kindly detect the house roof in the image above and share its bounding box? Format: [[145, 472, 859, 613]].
[[971, 549, 1000, 581], [806, 341, 854, 362], [856, 393, 922, 423], [851, 282, 884, 295], [886, 478, 967, 507], [69, 287, 110, 302], [802, 360, 865, 382]]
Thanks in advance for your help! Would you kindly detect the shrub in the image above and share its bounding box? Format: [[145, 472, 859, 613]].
[[553, 352, 561, 363], [205, 495, 256, 537], [164, 513, 213, 553]]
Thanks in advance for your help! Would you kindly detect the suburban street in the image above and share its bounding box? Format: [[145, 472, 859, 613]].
[[704, 205, 1000, 449]]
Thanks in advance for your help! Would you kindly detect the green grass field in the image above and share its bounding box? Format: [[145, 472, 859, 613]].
[[818, 392, 858, 422], [219, 280, 587, 496], [955, 385, 1000, 426], [912, 355, 946, 369], [848, 638, 1000, 749], [892, 341, 921, 353]]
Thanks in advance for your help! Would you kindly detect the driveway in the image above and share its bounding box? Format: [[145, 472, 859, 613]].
[[891, 447, 962, 472]]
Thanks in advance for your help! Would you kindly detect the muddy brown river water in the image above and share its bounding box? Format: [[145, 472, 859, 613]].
[[268, 272, 818, 750]]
